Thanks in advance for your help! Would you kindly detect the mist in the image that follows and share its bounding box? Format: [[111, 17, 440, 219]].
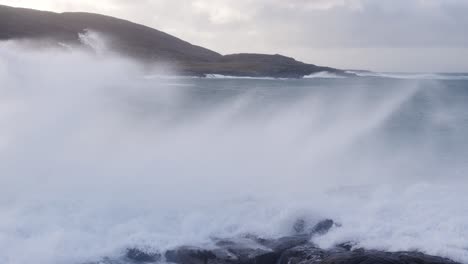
[[1, 39, 468, 264]]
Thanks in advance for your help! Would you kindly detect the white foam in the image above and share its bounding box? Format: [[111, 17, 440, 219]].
[[347, 71, 468, 80], [303, 71, 347, 79], [1, 40, 468, 264], [204, 74, 285, 80]]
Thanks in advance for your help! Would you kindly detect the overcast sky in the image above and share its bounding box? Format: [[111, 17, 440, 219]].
[[1, 0, 468, 72]]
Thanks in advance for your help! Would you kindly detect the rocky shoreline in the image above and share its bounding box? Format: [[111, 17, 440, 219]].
[[86, 219, 460, 264]]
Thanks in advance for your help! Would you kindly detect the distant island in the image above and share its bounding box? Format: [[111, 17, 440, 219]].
[[0, 4, 352, 78]]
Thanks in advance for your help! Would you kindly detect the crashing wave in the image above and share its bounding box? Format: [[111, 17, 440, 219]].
[[303, 71, 347, 79], [347, 71, 468, 80]]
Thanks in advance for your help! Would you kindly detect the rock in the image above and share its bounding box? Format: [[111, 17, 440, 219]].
[[125, 248, 161, 263], [310, 219, 335, 236], [320, 250, 460, 264], [81, 257, 126, 264], [292, 218, 336, 237], [260, 234, 311, 252], [226, 247, 277, 264], [397, 252, 459, 264], [165, 246, 217, 264], [278, 244, 328, 264], [164, 244, 277, 264], [335, 242, 356, 251], [216, 237, 279, 264], [293, 219, 306, 234], [85, 243, 461, 264], [81, 219, 459, 264]]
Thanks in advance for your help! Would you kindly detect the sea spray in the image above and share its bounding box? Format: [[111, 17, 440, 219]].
[[1, 40, 468, 263]]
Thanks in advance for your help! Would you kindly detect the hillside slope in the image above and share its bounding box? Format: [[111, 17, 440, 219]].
[[0, 4, 349, 78]]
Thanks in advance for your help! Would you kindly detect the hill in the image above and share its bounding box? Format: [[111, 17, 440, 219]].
[[0, 4, 349, 78]]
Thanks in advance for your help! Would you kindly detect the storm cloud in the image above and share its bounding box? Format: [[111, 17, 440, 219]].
[[2, 0, 468, 71]]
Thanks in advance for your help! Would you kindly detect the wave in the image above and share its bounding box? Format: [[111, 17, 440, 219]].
[[204, 74, 287, 80], [1, 40, 468, 264], [204, 72, 346, 80], [347, 71, 468, 80], [303, 71, 347, 79]]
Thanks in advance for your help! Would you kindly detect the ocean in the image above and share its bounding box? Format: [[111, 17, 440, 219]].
[[1, 43, 468, 264]]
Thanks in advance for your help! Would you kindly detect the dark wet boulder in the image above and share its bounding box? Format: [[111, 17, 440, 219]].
[[292, 218, 336, 237], [335, 242, 356, 251], [82, 219, 459, 264], [82, 257, 128, 264], [397, 252, 459, 264], [293, 219, 307, 234], [85, 243, 461, 264], [260, 234, 311, 252], [277, 242, 460, 264], [215, 237, 279, 264], [82, 248, 161, 264], [164, 244, 277, 264], [125, 248, 161, 263], [310, 219, 335, 236], [278, 244, 328, 264], [320, 250, 460, 264], [226, 247, 277, 264], [165, 246, 217, 264]]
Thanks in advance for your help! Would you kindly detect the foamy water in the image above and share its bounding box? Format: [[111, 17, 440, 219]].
[[1, 40, 468, 264]]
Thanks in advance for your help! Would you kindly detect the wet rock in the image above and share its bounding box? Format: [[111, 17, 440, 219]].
[[293, 219, 306, 234], [260, 234, 311, 252], [125, 248, 161, 263], [164, 244, 278, 264], [82, 222, 460, 264], [310, 219, 335, 236], [292, 218, 336, 237], [335, 242, 356, 251], [278, 244, 327, 264], [85, 244, 461, 264], [227, 247, 277, 264], [165, 246, 217, 264], [216, 237, 279, 264], [320, 250, 460, 264], [82, 257, 126, 264], [397, 252, 459, 264]]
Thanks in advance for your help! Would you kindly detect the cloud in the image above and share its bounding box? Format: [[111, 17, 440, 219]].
[[1, 0, 468, 71]]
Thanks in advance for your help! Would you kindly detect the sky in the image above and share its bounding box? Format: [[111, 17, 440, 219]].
[[1, 0, 468, 72]]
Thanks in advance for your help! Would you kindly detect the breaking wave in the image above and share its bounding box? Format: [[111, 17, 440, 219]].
[[1, 40, 468, 264], [347, 71, 468, 80], [303, 71, 347, 79]]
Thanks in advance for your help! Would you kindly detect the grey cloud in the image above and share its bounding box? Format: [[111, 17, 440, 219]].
[[1, 0, 468, 71]]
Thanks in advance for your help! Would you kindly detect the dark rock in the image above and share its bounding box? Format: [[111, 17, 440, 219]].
[[320, 250, 460, 264], [164, 243, 278, 264], [216, 237, 279, 264], [293, 219, 306, 234], [125, 248, 161, 263], [310, 219, 335, 236], [260, 234, 311, 252], [82, 257, 126, 264], [211, 247, 240, 262], [85, 243, 461, 264], [278, 244, 327, 264], [80, 220, 459, 264], [292, 218, 336, 237], [165, 246, 217, 264], [335, 242, 356, 251], [226, 247, 277, 264]]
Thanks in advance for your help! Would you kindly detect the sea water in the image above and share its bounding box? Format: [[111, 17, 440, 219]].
[[1, 42, 468, 264]]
